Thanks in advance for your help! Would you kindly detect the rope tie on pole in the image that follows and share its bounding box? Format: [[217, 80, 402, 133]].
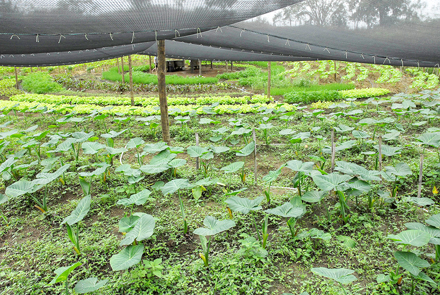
[[305, 44, 311, 51], [155, 31, 158, 42], [240, 29, 245, 37], [109, 32, 113, 40], [84, 34, 89, 40], [197, 28, 202, 38], [383, 57, 390, 65], [361, 53, 365, 59], [131, 31, 135, 43], [401, 59, 404, 67], [175, 29, 180, 38], [267, 35, 270, 42], [216, 26, 223, 33], [324, 48, 330, 53], [10, 34, 20, 40], [285, 39, 290, 46], [373, 56, 376, 64], [36, 34, 39, 42]]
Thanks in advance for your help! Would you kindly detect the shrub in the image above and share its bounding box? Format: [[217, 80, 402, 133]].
[[21, 72, 64, 94], [284, 90, 342, 104]]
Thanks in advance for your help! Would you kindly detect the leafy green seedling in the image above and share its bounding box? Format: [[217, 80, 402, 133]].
[[265, 201, 306, 240], [62, 195, 91, 255], [161, 179, 191, 234], [194, 216, 235, 267], [236, 141, 255, 183], [73, 278, 108, 294], [311, 267, 357, 295], [285, 160, 314, 196], [49, 262, 82, 295]]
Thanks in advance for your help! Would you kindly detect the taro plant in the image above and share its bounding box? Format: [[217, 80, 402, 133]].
[[187, 146, 213, 176], [191, 177, 217, 202], [405, 213, 440, 262], [0, 193, 9, 225], [73, 278, 108, 294], [194, 216, 235, 267], [235, 141, 255, 183], [258, 122, 274, 145], [79, 163, 111, 184], [385, 229, 434, 294], [265, 199, 306, 240], [161, 178, 192, 234], [262, 166, 283, 204], [381, 162, 412, 201], [126, 137, 145, 166], [221, 161, 244, 186], [49, 262, 82, 295], [311, 267, 357, 295], [285, 160, 314, 197], [312, 172, 353, 223], [225, 195, 264, 244], [62, 195, 91, 255], [111, 213, 155, 271], [117, 189, 152, 215]]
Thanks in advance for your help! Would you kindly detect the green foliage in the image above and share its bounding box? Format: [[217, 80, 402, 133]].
[[21, 72, 64, 94], [284, 90, 342, 104], [340, 88, 390, 99]]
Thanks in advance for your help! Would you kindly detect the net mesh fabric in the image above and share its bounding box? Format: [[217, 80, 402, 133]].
[[1, 0, 439, 67]]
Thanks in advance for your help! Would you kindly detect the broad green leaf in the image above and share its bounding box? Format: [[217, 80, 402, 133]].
[[33, 164, 70, 186], [311, 267, 357, 285], [352, 130, 370, 139], [309, 228, 331, 241], [346, 180, 371, 196], [334, 124, 354, 133], [285, 160, 314, 172], [394, 251, 429, 276], [149, 149, 176, 165], [120, 214, 155, 246], [71, 131, 94, 143], [236, 141, 255, 157], [117, 189, 151, 206], [74, 278, 108, 294], [0, 193, 8, 205], [416, 133, 440, 148], [5, 180, 36, 198], [50, 262, 82, 284], [101, 129, 127, 139], [82, 142, 106, 155], [221, 161, 244, 173], [265, 202, 305, 218], [0, 158, 16, 173], [161, 179, 191, 195], [119, 215, 140, 233], [301, 191, 326, 203], [79, 163, 110, 177], [142, 142, 169, 154], [279, 129, 295, 135], [415, 272, 436, 284], [62, 195, 91, 225], [426, 214, 440, 228], [384, 163, 412, 177], [292, 132, 310, 140], [194, 216, 235, 236], [312, 173, 352, 192], [210, 146, 229, 154], [387, 230, 430, 247], [337, 235, 356, 248], [406, 197, 435, 207], [375, 145, 401, 157], [139, 163, 170, 174], [110, 244, 144, 271], [382, 131, 400, 141], [405, 223, 440, 243], [231, 127, 251, 136], [126, 137, 145, 149], [262, 169, 282, 183], [187, 146, 209, 158], [168, 159, 186, 168], [358, 118, 377, 125], [225, 196, 264, 214], [50, 138, 77, 153], [105, 147, 128, 155]]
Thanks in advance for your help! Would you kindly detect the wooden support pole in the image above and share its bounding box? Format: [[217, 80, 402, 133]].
[[331, 129, 336, 172], [267, 62, 271, 99], [199, 60, 202, 76], [378, 136, 383, 172], [157, 40, 171, 145], [14, 67, 18, 89], [121, 57, 125, 83], [226, 61, 228, 72], [149, 56, 152, 73], [128, 55, 134, 106], [196, 133, 200, 170], [253, 129, 258, 185], [211, 61, 213, 69], [231, 61, 233, 71], [30, 67, 33, 72], [417, 153, 424, 198], [116, 58, 120, 73], [334, 61, 337, 82]]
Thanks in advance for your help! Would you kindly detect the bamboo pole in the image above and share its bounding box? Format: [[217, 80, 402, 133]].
[[196, 133, 200, 170], [14, 67, 18, 89], [116, 58, 120, 73], [267, 62, 271, 99], [378, 136, 383, 172], [121, 57, 125, 83], [331, 129, 336, 172], [417, 153, 424, 198], [253, 129, 258, 185], [128, 55, 134, 106], [157, 40, 171, 144], [199, 60, 202, 76], [149, 56, 152, 73]]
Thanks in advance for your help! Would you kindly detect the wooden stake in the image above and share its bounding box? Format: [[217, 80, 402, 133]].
[[116, 58, 120, 73], [331, 129, 336, 172], [128, 55, 134, 106], [378, 136, 383, 172], [334, 61, 337, 82], [253, 128, 258, 185], [211, 61, 213, 69], [121, 57, 125, 83], [149, 56, 152, 73], [30, 67, 33, 73], [196, 133, 200, 170], [231, 61, 233, 71], [417, 153, 424, 198], [14, 67, 18, 89], [157, 40, 171, 145], [267, 62, 271, 99], [199, 60, 202, 76], [226, 61, 228, 72]]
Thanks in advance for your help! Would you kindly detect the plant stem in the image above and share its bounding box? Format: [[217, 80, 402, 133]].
[[252, 214, 261, 242]]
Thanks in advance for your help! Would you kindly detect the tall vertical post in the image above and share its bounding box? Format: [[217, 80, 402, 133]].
[[231, 61, 233, 71], [128, 55, 134, 106], [199, 60, 202, 76], [211, 61, 213, 69], [157, 40, 171, 145], [116, 58, 120, 73], [121, 57, 125, 83], [226, 60, 228, 72], [149, 56, 152, 73], [14, 67, 18, 89], [331, 129, 336, 172], [334, 61, 337, 82], [30, 67, 33, 72], [417, 153, 424, 198], [267, 62, 271, 99]]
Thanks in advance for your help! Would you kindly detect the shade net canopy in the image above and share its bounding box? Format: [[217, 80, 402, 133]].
[[1, 0, 439, 67]]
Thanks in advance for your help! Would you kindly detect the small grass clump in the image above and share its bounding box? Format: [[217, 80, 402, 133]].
[[21, 72, 64, 94]]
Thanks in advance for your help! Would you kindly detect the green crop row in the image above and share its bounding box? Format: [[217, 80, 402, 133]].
[[22, 72, 64, 94], [284, 88, 390, 104], [0, 79, 22, 96], [340, 88, 390, 99], [0, 100, 293, 117], [10, 93, 270, 107]]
